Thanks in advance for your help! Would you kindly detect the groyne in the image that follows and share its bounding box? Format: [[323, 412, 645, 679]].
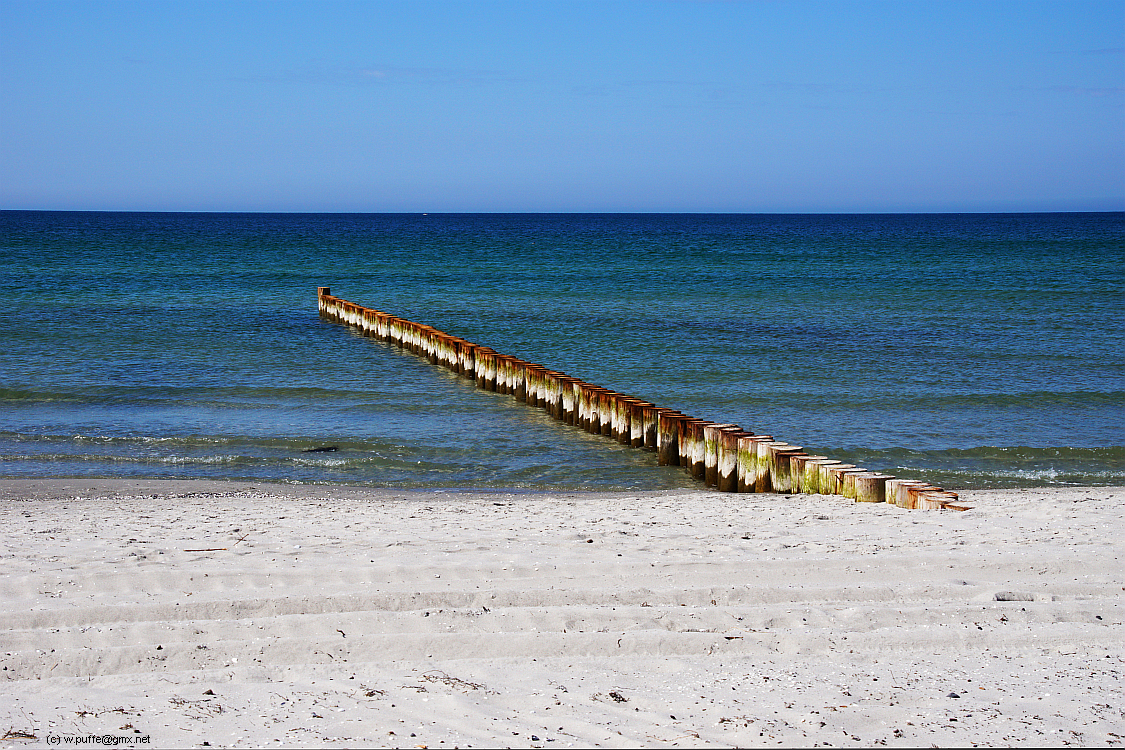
[[318, 288, 969, 510]]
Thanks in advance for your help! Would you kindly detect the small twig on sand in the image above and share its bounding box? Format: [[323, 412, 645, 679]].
[[421, 670, 484, 691], [3, 729, 37, 741], [187, 531, 249, 552]]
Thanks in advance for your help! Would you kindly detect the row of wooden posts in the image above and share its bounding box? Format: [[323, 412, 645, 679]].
[[318, 288, 968, 511]]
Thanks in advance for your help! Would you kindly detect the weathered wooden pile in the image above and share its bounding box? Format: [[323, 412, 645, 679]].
[[319, 288, 969, 510]]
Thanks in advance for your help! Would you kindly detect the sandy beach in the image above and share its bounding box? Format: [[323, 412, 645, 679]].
[[1, 478, 1121, 748]]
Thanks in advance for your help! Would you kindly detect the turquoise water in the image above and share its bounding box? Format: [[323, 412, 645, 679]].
[[2, 211, 1123, 489]]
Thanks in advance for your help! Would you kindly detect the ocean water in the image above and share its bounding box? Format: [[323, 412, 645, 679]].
[[2, 211, 1123, 490]]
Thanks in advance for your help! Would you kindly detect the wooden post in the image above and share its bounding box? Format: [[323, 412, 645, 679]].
[[517, 361, 534, 404], [803, 458, 840, 494], [917, 490, 957, 510], [753, 441, 783, 492], [485, 349, 500, 392], [606, 393, 621, 439], [703, 424, 738, 487], [766, 444, 804, 493], [455, 338, 470, 373], [717, 428, 750, 492], [918, 491, 966, 510], [853, 473, 895, 503], [423, 327, 437, 360], [733, 435, 767, 492], [615, 397, 639, 444], [886, 479, 925, 508], [540, 366, 551, 405], [629, 401, 652, 448], [440, 334, 455, 370], [825, 464, 860, 495], [403, 320, 418, 353], [840, 469, 870, 499], [418, 326, 437, 363], [588, 388, 604, 433], [432, 332, 447, 367], [554, 375, 569, 421], [687, 421, 714, 480], [790, 453, 826, 494], [676, 419, 706, 474], [584, 386, 606, 434], [607, 393, 623, 440], [637, 405, 657, 449], [591, 389, 605, 433], [534, 367, 548, 409], [510, 359, 528, 402], [624, 399, 645, 444], [495, 355, 510, 394], [573, 381, 588, 427], [473, 348, 494, 390], [540, 378, 553, 423], [594, 386, 614, 434], [427, 329, 441, 362], [585, 387, 604, 433], [598, 392, 618, 436], [521, 365, 540, 405], [905, 483, 943, 510], [818, 462, 851, 495], [556, 376, 578, 424], [657, 411, 685, 466], [408, 319, 422, 352], [536, 367, 551, 408], [459, 342, 477, 379], [573, 379, 589, 426], [542, 371, 562, 420]]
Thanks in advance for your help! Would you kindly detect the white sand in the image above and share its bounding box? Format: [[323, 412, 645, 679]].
[[1, 478, 1122, 748]]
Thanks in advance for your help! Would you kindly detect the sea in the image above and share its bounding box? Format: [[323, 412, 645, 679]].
[[2, 211, 1123, 491]]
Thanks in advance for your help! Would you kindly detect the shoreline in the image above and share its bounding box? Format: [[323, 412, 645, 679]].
[[3, 472, 1123, 498], [2, 479, 1122, 747]]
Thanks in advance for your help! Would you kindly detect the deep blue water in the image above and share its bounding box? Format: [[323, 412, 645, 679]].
[[2, 211, 1123, 489]]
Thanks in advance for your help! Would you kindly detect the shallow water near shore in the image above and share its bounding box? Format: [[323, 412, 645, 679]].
[[2, 211, 1123, 489]]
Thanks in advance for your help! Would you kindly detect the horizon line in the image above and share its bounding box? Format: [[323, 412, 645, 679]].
[[4, 208, 1124, 216]]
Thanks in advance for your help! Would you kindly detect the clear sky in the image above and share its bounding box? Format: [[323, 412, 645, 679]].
[[1, 0, 1122, 213]]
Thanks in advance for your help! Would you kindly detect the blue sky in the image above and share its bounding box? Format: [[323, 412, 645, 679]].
[[1, 0, 1122, 212]]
